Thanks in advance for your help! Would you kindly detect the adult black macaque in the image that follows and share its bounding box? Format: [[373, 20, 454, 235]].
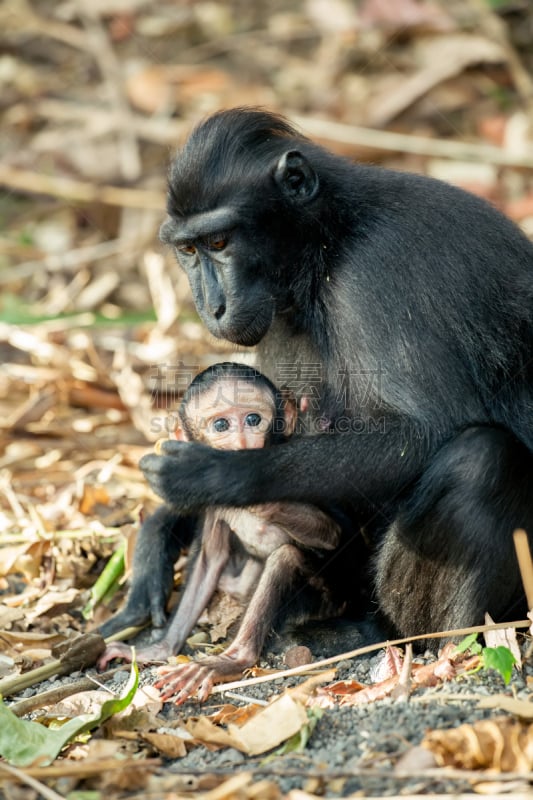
[[99, 363, 346, 702], [101, 107, 533, 653]]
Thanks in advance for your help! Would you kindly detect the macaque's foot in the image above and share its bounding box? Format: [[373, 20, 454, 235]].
[[155, 662, 217, 704], [97, 639, 173, 670], [155, 654, 249, 705]]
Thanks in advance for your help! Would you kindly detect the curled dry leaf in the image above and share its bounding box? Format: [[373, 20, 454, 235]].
[[423, 716, 533, 773], [0, 540, 51, 579], [317, 642, 480, 707], [206, 590, 243, 643]]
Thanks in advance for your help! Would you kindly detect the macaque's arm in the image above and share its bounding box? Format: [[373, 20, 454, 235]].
[[249, 502, 341, 550], [97, 513, 230, 669]]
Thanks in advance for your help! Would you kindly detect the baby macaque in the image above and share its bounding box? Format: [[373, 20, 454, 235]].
[[98, 363, 344, 703]]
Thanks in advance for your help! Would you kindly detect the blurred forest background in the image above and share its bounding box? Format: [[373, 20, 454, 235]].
[[1, 0, 533, 622]]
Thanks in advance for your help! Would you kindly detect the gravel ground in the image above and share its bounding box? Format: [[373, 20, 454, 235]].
[[7, 620, 532, 797]]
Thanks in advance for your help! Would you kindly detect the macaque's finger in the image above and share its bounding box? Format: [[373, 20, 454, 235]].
[[154, 664, 193, 697], [159, 440, 188, 456], [197, 671, 216, 702], [96, 642, 133, 671], [155, 663, 211, 704]]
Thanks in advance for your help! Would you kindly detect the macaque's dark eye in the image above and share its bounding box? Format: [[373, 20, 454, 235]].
[[207, 234, 227, 251], [245, 413, 262, 428], [213, 418, 230, 433], [177, 242, 197, 256]]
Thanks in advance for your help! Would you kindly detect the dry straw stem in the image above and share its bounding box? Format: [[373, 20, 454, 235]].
[[293, 115, 533, 168], [513, 529, 533, 611], [211, 618, 531, 696], [0, 762, 65, 800], [0, 165, 165, 209]]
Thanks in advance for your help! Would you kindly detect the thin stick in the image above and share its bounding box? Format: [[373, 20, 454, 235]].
[[8, 667, 125, 717], [21, 98, 533, 167], [513, 529, 533, 611], [292, 114, 533, 168], [0, 165, 164, 209], [211, 618, 530, 695], [0, 762, 66, 800]]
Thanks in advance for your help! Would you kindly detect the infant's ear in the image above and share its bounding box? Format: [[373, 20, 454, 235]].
[[279, 388, 298, 437], [174, 424, 189, 441]]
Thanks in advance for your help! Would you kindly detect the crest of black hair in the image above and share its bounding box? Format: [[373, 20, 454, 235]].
[[167, 107, 311, 218]]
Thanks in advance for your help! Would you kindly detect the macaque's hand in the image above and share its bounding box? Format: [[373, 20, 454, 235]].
[[97, 641, 134, 671], [140, 441, 246, 512], [155, 654, 246, 705], [97, 639, 173, 671]]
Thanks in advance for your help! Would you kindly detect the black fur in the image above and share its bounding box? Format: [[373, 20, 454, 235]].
[[112, 108, 533, 643]]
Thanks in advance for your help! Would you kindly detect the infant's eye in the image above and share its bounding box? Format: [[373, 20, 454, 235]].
[[177, 243, 197, 255], [245, 413, 262, 428], [213, 418, 230, 433]]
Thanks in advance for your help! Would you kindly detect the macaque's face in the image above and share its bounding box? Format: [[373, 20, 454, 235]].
[[185, 380, 275, 450]]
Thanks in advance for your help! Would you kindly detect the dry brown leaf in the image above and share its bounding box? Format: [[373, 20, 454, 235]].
[[211, 704, 262, 727], [0, 606, 25, 628], [126, 65, 232, 115], [186, 694, 309, 756], [66, 739, 125, 762], [0, 540, 51, 579], [478, 694, 533, 721], [141, 731, 188, 758], [370, 644, 404, 682], [51, 690, 117, 718], [319, 643, 480, 707], [227, 694, 309, 756], [50, 684, 162, 719], [0, 630, 66, 650], [78, 484, 111, 515], [184, 715, 244, 752], [423, 716, 533, 772], [367, 34, 506, 126], [206, 591, 243, 643], [316, 678, 366, 697], [29, 587, 81, 619]]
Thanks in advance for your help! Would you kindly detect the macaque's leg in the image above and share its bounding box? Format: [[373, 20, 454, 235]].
[[256, 503, 342, 550], [155, 542, 315, 703], [97, 514, 231, 669], [98, 506, 195, 639]]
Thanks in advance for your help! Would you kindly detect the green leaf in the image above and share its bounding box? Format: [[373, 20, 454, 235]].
[[482, 646, 517, 685], [82, 541, 125, 620], [455, 633, 482, 655], [0, 658, 139, 766]]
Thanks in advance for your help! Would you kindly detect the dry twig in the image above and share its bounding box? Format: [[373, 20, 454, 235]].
[[0, 165, 165, 208], [292, 115, 533, 168]]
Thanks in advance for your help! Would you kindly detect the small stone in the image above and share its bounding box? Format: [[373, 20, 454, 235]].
[[284, 645, 313, 668]]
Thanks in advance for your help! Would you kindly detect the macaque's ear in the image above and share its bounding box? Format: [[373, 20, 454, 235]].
[[279, 389, 298, 436], [274, 150, 319, 201]]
